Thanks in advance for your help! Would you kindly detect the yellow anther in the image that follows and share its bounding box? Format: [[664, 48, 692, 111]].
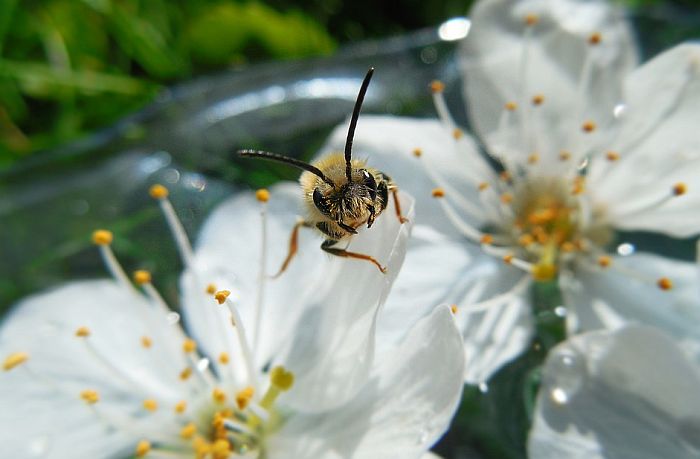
[[214, 290, 230, 305], [183, 338, 197, 353], [206, 283, 217, 295], [606, 151, 620, 161], [149, 184, 169, 199], [657, 277, 673, 291], [582, 120, 596, 133], [452, 128, 464, 140], [527, 153, 539, 164], [561, 242, 576, 253], [500, 193, 513, 204], [143, 399, 158, 412], [133, 270, 152, 285], [80, 390, 100, 405], [141, 336, 152, 348], [256, 188, 270, 203], [180, 367, 193, 381], [270, 366, 294, 391], [3, 352, 29, 371], [503, 254, 514, 264], [429, 80, 445, 93], [559, 151, 572, 161], [193, 437, 211, 456], [91, 229, 113, 246], [597, 255, 612, 268], [218, 352, 230, 365], [527, 208, 556, 225], [431, 188, 445, 198], [477, 182, 490, 191], [673, 183, 687, 196], [518, 234, 535, 247], [480, 234, 494, 245], [450, 304, 458, 315], [531, 94, 544, 106], [572, 177, 586, 195], [499, 171, 511, 182], [589, 32, 602, 45], [212, 388, 227, 404], [524, 14, 539, 26], [211, 439, 231, 459], [135, 440, 151, 457], [236, 386, 255, 410], [504, 101, 518, 111], [174, 400, 187, 414], [75, 326, 91, 338], [412, 148, 423, 157], [180, 422, 197, 439], [532, 263, 557, 282]]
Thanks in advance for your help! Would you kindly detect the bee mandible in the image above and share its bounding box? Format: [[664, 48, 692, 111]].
[[238, 67, 408, 276]]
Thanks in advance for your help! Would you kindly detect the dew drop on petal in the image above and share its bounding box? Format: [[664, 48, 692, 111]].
[[613, 103, 626, 119], [544, 348, 586, 405], [554, 306, 567, 318], [166, 311, 181, 325], [616, 242, 635, 256], [197, 357, 210, 372]]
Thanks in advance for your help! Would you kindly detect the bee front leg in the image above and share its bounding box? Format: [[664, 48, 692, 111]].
[[320, 239, 387, 274], [272, 219, 312, 278]]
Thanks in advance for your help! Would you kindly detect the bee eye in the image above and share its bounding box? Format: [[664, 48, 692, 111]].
[[362, 170, 377, 200], [313, 187, 332, 216]]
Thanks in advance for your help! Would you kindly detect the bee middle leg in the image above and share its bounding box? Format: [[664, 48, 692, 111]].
[[272, 219, 312, 278], [390, 188, 409, 224], [320, 239, 387, 274]]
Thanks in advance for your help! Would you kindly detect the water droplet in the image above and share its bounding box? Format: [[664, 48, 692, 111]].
[[420, 46, 437, 64], [543, 348, 586, 405], [28, 435, 50, 457], [197, 357, 210, 372], [184, 172, 207, 192], [438, 17, 471, 41], [478, 382, 489, 393], [613, 103, 626, 118], [554, 306, 567, 317], [163, 168, 180, 184], [166, 312, 180, 325], [616, 242, 635, 256]]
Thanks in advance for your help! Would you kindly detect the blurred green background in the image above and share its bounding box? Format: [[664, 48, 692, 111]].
[[2, 0, 698, 168]]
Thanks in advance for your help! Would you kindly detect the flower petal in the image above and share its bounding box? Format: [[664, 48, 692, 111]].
[[320, 115, 492, 232], [589, 43, 700, 237], [528, 326, 700, 459], [0, 280, 187, 457], [279, 192, 416, 411], [461, 0, 637, 165], [270, 305, 465, 459], [181, 182, 330, 380], [563, 252, 700, 356]]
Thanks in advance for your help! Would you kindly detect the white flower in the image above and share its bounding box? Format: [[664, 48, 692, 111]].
[[321, 0, 700, 384], [528, 324, 700, 458], [0, 182, 466, 459]]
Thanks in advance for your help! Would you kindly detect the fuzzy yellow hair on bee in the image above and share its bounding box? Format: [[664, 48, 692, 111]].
[[238, 68, 407, 275]]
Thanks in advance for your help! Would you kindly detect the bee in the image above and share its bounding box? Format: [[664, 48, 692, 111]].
[[238, 67, 407, 276]]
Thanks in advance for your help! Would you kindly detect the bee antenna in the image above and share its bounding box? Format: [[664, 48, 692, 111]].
[[238, 150, 336, 187], [344, 67, 374, 182]]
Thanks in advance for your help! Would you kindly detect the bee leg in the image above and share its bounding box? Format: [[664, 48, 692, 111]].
[[366, 205, 376, 228], [337, 221, 358, 234], [272, 220, 312, 278], [321, 239, 387, 274], [390, 188, 409, 224]]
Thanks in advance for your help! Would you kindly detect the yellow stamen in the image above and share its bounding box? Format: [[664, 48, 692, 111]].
[[175, 400, 187, 414], [143, 399, 158, 412], [527, 153, 539, 164], [518, 234, 535, 247], [261, 366, 294, 409], [431, 188, 445, 198], [91, 229, 113, 246], [657, 277, 673, 291], [500, 193, 513, 204], [597, 255, 612, 268], [135, 440, 151, 457], [572, 177, 585, 195], [430, 80, 445, 93], [180, 367, 193, 381], [214, 290, 230, 305], [180, 422, 197, 439], [211, 439, 231, 459], [559, 151, 571, 161], [505, 101, 518, 111], [561, 242, 576, 253], [149, 184, 169, 199], [480, 234, 494, 245], [3, 352, 28, 371], [141, 336, 152, 348], [606, 151, 620, 162], [531, 94, 544, 106], [452, 128, 463, 140], [75, 326, 91, 338], [206, 283, 217, 295], [256, 188, 270, 203], [477, 182, 490, 191], [412, 148, 423, 157], [212, 388, 227, 404], [524, 14, 539, 26], [80, 390, 100, 405], [503, 254, 514, 264], [589, 32, 602, 45], [582, 121, 596, 133], [218, 352, 230, 365], [673, 183, 687, 196], [133, 270, 152, 285], [450, 304, 458, 315], [532, 263, 557, 281], [236, 386, 255, 410], [499, 171, 511, 182], [183, 338, 197, 353]]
